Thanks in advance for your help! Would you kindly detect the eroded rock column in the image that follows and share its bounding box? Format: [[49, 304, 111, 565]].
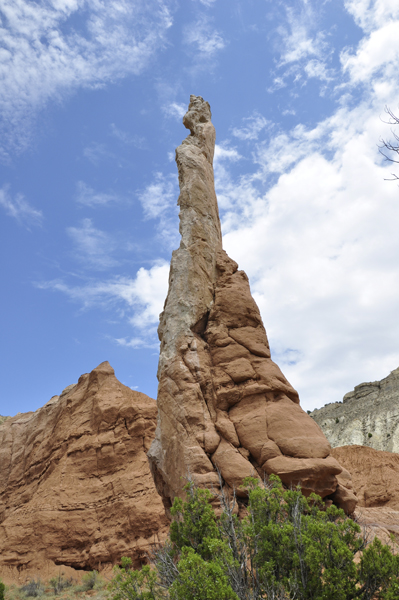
[[148, 95, 357, 514]]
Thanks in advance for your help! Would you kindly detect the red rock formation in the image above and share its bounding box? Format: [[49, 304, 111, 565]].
[[148, 95, 356, 514], [0, 362, 169, 574], [332, 445, 399, 510], [332, 445, 399, 542]]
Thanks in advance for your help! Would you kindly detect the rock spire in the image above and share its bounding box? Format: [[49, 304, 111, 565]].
[[148, 95, 356, 513]]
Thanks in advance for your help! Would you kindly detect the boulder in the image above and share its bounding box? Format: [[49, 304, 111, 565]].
[[148, 95, 355, 512], [0, 362, 169, 574]]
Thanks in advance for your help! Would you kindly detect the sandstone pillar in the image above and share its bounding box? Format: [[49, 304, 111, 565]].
[[148, 95, 356, 514]]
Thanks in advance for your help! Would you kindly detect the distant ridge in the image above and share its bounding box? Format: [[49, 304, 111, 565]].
[[310, 367, 399, 452]]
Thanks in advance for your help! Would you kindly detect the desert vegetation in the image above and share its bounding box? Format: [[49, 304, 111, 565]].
[[2, 571, 106, 600], [109, 476, 399, 600]]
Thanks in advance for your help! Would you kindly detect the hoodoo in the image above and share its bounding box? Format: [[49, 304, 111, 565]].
[[148, 95, 357, 514]]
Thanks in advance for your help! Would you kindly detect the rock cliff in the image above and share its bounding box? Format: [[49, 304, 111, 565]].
[[0, 362, 169, 573], [331, 446, 399, 543], [310, 367, 399, 452], [148, 95, 356, 513]]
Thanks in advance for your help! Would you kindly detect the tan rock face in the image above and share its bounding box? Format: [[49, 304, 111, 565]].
[[331, 445, 399, 510], [148, 95, 355, 512], [0, 362, 169, 572], [331, 445, 399, 543]]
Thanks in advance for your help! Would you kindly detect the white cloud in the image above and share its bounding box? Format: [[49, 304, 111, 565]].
[[184, 16, 225, 57], [75, 181, 120, 207], [138, 172, 179, 248], [344, 0, 399, 32], [218, 83, 399, 410], [127, 263, 170, 327], [66, 218, 118, 269], [272, 1, 333, 86], [278, 22, 323, 66], [139, 172, 177, 219], [0, 184, 43, 227], [37, 261, 169, 332], [341, 20, 399, 83], [163, 102, 186, 120], [115, 336, 158, 349], [214, 144, 241, 163], [194, 0, 217, 6], [214, 1, 399, 409], [0, 0, 173, 158], [231, 112, 270, 141]]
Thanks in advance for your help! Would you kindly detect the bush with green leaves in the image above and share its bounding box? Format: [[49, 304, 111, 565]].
[[81, 570, 100, 591], [0, 579, 5, 600], [109, 476, 399, 600]]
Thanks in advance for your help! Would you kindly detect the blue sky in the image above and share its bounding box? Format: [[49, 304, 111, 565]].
[[2, 0, 399, 416]]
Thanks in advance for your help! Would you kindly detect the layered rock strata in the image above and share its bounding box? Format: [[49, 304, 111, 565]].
[[310, 367, 399, 452], [148, 95, 356, 513], [0, 362, 169, 572]]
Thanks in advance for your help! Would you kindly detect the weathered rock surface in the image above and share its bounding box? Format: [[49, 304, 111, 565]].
[[331, 446, 399, 509], [148, 95, 356, 513], [310, 367, 399, 452], [331, 445, 399, 543], [0, 362, 169, 573]]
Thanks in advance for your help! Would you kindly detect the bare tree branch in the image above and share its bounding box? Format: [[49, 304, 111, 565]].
[[379, 105, 399, 180]]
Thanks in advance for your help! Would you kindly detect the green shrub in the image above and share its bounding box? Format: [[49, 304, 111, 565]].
[[109, 558, 159, 600], [0, 580, 5, 600], [109, 476, 399, 600], [335, 417, 339, 423], [368, 432, 373, 438], [81, 571, 99, 591]]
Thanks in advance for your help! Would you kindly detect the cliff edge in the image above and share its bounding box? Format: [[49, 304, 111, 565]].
[[310, 367, 399, 452]]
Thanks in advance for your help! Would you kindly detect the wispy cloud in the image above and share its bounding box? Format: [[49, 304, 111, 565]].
[[0, 185, 43, 227], [83, 142, 115, 166], [163, 101, 186, 120], [184, 15, 225, 58], [75, 181, 120, 207], [194, 0, 217, 6], [270, 1, 333, 88], [37, 261, 169, 335], [138, 172, 179, 248], [66, 218, 118, 269], [110, 123, 145, 148], [231, 112, 270, 141], [115, 336, 158, 349], [277, 2, 325, 65], [0, 0, 173, 159]]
